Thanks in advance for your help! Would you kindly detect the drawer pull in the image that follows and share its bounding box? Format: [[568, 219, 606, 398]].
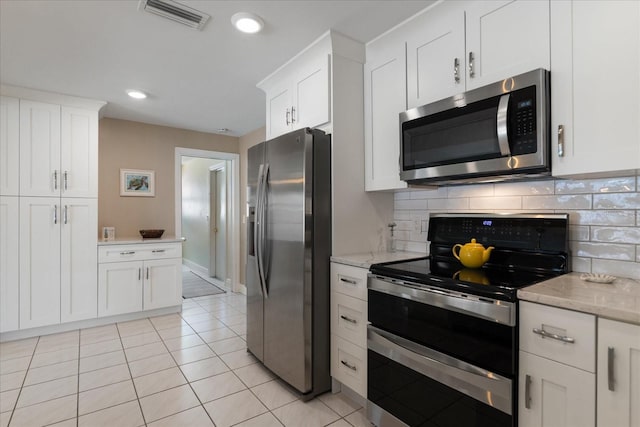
[[524, 374, 532, 409], [340, 277, 357, 285], [152, 249, 166, 253], [607, 346, 615, 391], [120, 251, 136, 255], [340, 315, 357, 324], [532, 328, 575, 344], [341, 360, 357, 371]]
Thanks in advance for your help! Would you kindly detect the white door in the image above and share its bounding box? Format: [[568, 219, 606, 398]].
[[214, 168, 226, 281], [20, 197, 61, 329], [209, 169, 217, 277], [61, 107, 98, 198], [405, 2, 465, 108], [551, 0, 640, 176], [0, 196, 19, 332], [465, 0, 550, 89], [0, 96, 20, 196], [61, 198, 97, 323], [597, 319, 640, 427], [266, 79, 292, 139], [364, 38, 408, 191], [98, 261, 143, 317], [143, 258, 182, 310], [294, 54, 330, 130], [20, 100, 61, 197], [519, 351, 595, 427]]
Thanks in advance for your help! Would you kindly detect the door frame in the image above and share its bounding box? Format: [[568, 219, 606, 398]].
[[208, 162, 226, 280], [175, 148, 241, 293]]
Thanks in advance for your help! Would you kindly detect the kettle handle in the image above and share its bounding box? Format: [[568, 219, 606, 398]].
[[452, 244, 462, 260]]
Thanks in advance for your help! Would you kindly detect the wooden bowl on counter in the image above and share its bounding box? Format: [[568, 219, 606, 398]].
[[139, 229, 164, 239]]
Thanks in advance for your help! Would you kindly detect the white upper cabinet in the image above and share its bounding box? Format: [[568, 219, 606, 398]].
[[261, 51, 330, 140], [405, 3, 466, 109], [465, 0, 550, 90], [0, 96, 19, 196], [551, 0, 640, 177], [597, 318, 640, 427], [364, 35, 408, 191], [20, 100, 61, 197], [61, 107, 99, 197]]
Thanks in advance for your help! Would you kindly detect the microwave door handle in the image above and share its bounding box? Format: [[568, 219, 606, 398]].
[[497, 93, 512, 157]]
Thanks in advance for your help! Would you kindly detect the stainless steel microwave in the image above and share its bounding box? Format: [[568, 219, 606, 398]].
[[399, 68, 550, 185]]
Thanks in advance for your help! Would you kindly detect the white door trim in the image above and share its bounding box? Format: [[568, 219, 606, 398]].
[[175, 148, 240, 293]]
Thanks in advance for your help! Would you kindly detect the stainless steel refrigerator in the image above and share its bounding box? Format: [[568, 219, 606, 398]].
[[246, 127, 331, 398]]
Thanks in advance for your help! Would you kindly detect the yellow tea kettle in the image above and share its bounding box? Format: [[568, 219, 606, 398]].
[[452, 238, 494, 268]]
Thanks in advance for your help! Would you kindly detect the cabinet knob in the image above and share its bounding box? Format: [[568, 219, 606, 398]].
[[557, 125, 565, 157], [454, 57, 460, 83], [468, 52, 475, 78], [286, 108, 291, 126]]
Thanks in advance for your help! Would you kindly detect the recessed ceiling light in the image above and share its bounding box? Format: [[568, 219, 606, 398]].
[[127, 90, 147, 99], [231, 12, 264, 34]]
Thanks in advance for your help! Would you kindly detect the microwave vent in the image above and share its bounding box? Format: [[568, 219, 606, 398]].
[[139, 0, 210, 30]]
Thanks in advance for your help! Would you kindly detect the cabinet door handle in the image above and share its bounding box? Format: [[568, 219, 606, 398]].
[[524, 374, 532, 409], [64, 205, 68, 224], [532, 327, 575, 343], [339, 277, 357, 285], [607, 346, 615, 391], [286, 108, 291, 125], [53, 170, 58, 190], [454, 57, 460, 83], [138, 268, 141, 281], [340, 315, 357, 324], [291, 106, 296, 123], [152, 249, 165, 253], [53, 204, 58, 225], [146, 267, 149, 280], [341, 360, 357, 371], [64, 171, 68, 191], [468, 51, 475, 78], [120, 251, 136, 255], [557, 125, 565, 157]]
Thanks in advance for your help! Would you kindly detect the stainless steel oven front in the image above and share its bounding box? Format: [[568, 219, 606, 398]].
[[366, 275, 517, 427]]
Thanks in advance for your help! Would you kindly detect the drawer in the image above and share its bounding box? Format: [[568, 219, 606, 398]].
[[331, 291, 367, 348], [331, 334, 366, 397], [520, 301, 596, 372], [98, 243, 182, 263], [331, 262, 368, 301]]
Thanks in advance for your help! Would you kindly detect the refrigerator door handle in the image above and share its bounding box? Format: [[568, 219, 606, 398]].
[[259, 163, 270, 297], [255, 164, 267, 298]]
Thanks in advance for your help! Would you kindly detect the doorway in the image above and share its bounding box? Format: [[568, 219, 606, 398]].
[[175, 148, 241, 293]]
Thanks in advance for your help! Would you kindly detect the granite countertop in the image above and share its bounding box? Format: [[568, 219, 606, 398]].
[[330, 251, 427, 269], [518, 272, 640, 325], [98, 236, 185, 246]]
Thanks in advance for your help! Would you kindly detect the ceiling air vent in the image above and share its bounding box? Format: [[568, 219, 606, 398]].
[[139, 0, 210, 30]]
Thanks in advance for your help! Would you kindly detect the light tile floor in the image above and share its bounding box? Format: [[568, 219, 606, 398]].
[[0, 293, 371, 427]]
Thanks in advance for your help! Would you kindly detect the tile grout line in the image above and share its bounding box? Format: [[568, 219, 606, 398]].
[[5, 335, 40, 426], [76, 329, 81, 427], [116, 319, 150, 427]]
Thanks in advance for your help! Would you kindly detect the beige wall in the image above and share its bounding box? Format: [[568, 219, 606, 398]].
[[98, 118, 239, 238], [238, 127, 266, 285]]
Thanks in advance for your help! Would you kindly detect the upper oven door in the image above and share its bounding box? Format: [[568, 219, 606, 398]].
[[399, 68, 549, 183]]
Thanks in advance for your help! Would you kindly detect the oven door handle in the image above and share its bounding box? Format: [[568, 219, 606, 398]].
[[367, 325, 512, 415]]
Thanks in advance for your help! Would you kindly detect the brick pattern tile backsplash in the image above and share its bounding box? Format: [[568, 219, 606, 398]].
[[393, 175, 640, 279]]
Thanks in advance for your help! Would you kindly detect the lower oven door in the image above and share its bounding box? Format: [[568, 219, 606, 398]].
[[367, 325, 513, 427]]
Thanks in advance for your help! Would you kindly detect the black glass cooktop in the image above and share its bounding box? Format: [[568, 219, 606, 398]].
[[370, 255, 564, 302]]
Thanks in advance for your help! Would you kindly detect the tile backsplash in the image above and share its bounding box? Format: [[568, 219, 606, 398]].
[[393, 175, 640, 279]]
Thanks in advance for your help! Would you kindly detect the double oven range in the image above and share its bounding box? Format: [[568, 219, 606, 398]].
[[367, 213, 569, 427]]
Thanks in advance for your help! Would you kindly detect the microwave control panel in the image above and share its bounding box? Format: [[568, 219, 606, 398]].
[[509, 85, 537, 156]]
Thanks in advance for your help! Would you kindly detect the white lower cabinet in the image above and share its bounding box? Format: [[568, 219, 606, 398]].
[[0, 196, 19, 332], [519, 301, 596, 427], [98, 242, 182, 317], [330, 262, 368, 398], [597, 319, 640, 427], [518, 351, 595, 427]]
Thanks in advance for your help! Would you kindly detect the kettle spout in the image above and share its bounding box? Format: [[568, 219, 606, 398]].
[[483, 246, 495, 263]]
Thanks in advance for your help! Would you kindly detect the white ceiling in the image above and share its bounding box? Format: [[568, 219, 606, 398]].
[[0, 0, 432, 137]]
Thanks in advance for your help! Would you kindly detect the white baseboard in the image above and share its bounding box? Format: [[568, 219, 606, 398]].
[[1, 306, 181, 343], [182, 258, 208, 276]]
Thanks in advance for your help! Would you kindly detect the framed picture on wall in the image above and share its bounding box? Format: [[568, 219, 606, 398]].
[[120, 169, 155, 197]]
